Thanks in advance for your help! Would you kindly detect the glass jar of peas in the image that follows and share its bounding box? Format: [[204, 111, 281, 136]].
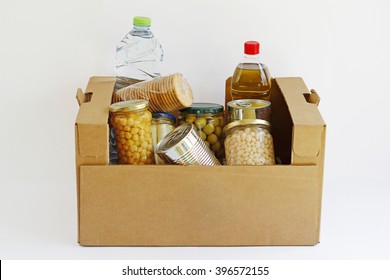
[[178, 103, 225, 163], [109, 100, 155, 165]]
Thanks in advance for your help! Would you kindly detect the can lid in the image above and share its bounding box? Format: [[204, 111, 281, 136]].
[[109, 100, 149, 113], [179, 103, 224, 114], [156, 123, 193, 153], [227, 99, 271, 109], [133, 16, 151, 27], [223, 119, 270, 134], [244, 41, 260, 55], [152, 112, 176, 122]]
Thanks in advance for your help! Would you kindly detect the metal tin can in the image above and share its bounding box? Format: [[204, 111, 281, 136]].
[[178, 103, 225, 163], [227, 99, 271, 123], [223, 119, 275, 166], [155, 123, 221, 165], [109, 100, 154, 165], [151, 112, 176, 164]]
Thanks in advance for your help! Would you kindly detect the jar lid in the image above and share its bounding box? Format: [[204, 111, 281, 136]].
[[109, 100, 149, 113], [223, 119, 270, 134], [227, 99, 270, 109], [179, 103, 224, 114], [152, 112, 176, 122]]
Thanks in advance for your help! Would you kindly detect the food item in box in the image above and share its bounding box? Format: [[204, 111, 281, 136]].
[[115, 16, 164, 90], [227, 99, 271, 123], [231, 41, 272, 101], [178, 103, 225, 163], [155, 123, 220, 166], [109, 100, 155, 165], [223, 119, 275, 166], [113, 73, 193, 112], [151, 112, 176, 164]]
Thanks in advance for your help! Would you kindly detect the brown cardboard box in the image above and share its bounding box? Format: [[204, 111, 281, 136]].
[[75, 76, 326, 246]]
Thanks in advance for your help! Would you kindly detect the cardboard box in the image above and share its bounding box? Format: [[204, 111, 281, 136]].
[[75, 76, 326, 246]]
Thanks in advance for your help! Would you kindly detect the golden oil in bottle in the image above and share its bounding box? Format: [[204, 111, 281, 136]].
[[230, 41, 272, 101]]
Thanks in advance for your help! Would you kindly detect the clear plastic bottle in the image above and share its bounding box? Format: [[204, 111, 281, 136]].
[[230, 41, 272, 101], [115, 16, 164, 90]]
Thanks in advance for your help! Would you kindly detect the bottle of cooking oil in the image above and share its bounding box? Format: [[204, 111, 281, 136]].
[[230, 41, 272, 101]]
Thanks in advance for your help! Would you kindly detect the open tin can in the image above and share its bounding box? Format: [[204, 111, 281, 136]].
[[227, 99, 271, 123], [155, 123, 221, 166]]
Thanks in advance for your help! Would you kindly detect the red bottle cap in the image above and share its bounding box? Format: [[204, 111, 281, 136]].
[[244, 41, 260, 55]]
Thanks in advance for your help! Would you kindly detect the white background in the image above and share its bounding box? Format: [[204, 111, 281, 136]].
[[0, 0, 389, 260]]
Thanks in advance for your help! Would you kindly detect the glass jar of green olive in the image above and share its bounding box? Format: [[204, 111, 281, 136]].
[[178, 103, 225, 163]]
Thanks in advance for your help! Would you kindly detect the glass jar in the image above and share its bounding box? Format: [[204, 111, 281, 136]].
[[151, 112, 176, 164], [109, 100, 154, 164], [178, 103, 225, 163], [223, 119, 275, 166]]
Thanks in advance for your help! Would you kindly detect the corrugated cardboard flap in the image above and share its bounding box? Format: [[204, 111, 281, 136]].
[[293, 125, 323, 158], [76, 76, 115, 125], [75, 76, 115, 159], [76, 124, 109, 158], [274, 78, 326, 160]]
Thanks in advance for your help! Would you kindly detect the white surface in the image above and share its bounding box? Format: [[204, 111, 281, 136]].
[[1, 0, 389, 259]]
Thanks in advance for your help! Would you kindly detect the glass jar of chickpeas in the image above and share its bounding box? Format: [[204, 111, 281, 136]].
[[178, 103, 225, 163], [223, 119, 275, 166], [109, 100, 155, 165]]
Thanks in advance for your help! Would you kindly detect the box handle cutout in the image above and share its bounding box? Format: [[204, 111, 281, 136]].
[[303, 89, 320, 106], [76, 88, 93, 106]]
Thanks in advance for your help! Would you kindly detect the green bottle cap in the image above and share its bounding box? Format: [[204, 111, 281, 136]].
[[133, 16, 151, 27]]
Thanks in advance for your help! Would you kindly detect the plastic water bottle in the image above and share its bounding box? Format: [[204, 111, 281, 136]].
[[115, 16, 164, 90]]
